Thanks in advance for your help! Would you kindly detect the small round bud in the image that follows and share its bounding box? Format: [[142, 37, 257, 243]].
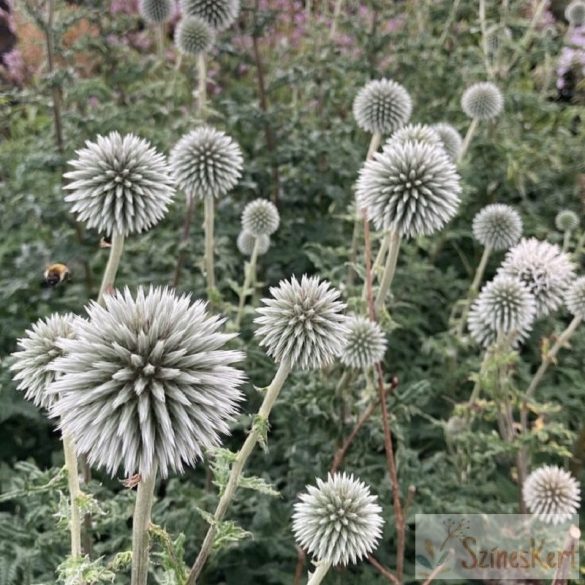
[[237, 231, 270, 256], [431, 123, 463, 161], [241, 199, 280, 237], [181, 0, 240, 31], [566, 0, 585, 26], [472, 204, 523, 251], [339, 315, 387, 369], [139, 0, 172, 23], [461, 82, 504, 121], [565, 276, 585, 318], [555, 210, 580, 232], [175, 16, 214, 55]]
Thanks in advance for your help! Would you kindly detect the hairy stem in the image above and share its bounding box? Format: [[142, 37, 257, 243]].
[[307, 561, 331, 585], [196, 53, 207, 119], [131, 471, 157, 585], [374, 230, 400, 314], [98, 232, 125, 305], [235, 237, 260, 328], [458, 118, 479, 163], [203, 196, 215, 293], [62, 434, 82, 558]]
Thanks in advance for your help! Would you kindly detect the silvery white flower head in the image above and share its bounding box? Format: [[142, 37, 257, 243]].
[[461, 82, 504, 121], [64, 132, 175, 237], [175, 15, 215, 55], [181, 0, 240, 30], [339, 315, 386, 369], [498, 238, 575, 318], [523, 465, 581, 525], [387, 124, 441, 148], [472, 204, 523, 251], [431, 123, 463, 162], [566, 0, 585, 26], [467, 275, 536, 348], [352, 79, 412, 135], [254, 275, 348, 370], [237, 231, 270, 256], [355, 140, 461, 238], [292, 472, 384, 566], [139, 0, 172, 23], [241, 198, 280, 237], [565, 276, 585, 318], [555, 209, 579, 232], [10, 314, 78, 411], [170, 126, 243, 200], [48, 287, 245, 478]]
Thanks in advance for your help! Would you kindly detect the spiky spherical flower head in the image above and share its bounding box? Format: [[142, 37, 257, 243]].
[[523, 465, 581, 525], [139, 0, 172, 23], [175, 15, 214, 55], [254, 275, 348, 370], [181, 0, 240, 31], [241, 199, 280, 237], [555, 210, 580, 232], [498, 238, 575, 318], [64, 132, 175, 237], [565, 276, 585, 318], [388, 123, 441, 148], [339, 316, 386, 369], [468, 275, 536, 348], [431, 123, 463, 161], [169, 126, 243, 199], [237, 231, 270, 256], [461, 82, 504, 121], [292, 473, 384, 566], [566, 0, 585, 26], [355, 140, 461, 238], [352, 79, 412, 135], [472, 204, 523, 251], [49, 287, 245, 478], [10, 314, 77, 411]]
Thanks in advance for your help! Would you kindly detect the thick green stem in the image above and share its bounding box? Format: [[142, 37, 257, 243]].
[[203, 196, 215, 293], [62, 434, 82, 558], [374, 230, 400, 314], [196, 53, 207, 119], [458, 118, 478, 163], [307, 561, 331, 585], [235, 237, 260, 328], [186, 360, 292, 585], [98, 232, 125, 305], [130, 470, 157, 585]]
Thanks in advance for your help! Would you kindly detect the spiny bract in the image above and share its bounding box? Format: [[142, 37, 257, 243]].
[[181, 0, 240, 31], [48, 287, 245, 478], [64, 132, 175, 237], [498, 238, 575, 318], [139, 0, 172, 23], [170, 126, 243, 199], [555, 209, 580, 232], [565, 276, 585, 318], [355, 140, 461, 238], [339, 315, 387, 369], [566, 0, 585, 26], [472, 203, 523, 251], [237, 231, 270, 256], [387, 123, 441, 148], [523, 465, 581, 525], [241, 199, 280, 237], [432, 123, 463, 161], [352, 79, 412, 135], [461, 82, 504, 121], [10, 313, 78, 411], [175, 15, 214, 55], [254, 275, 348, 370], [292, 472, 384, 566]]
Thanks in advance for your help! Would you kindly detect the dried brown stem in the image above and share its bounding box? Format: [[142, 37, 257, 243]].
[[367, 555, 400, 585], [172, 196, 196, 288]]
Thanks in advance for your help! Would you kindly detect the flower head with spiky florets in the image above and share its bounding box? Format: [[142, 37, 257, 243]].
[[431, 123, 463, 162], [254, 275, 348, 370], [472, 204, 523, 251], [237, 231, 270, 256], [10, 314, 78, 411], [64, 132, 175, 236], [523, 465, 581, 525], [352, 79, 412, 135], [498, 238, 575, 318], [241, 199, 280, 237], [387, 123, 442, 148], [461, 82, 504, 120], [566, 0, 585, 26], [175, 15, 214, 55], [170, 126, 243, 199], [48, 287, 245, 478], [292, 472, 384, 566], [355, 140, 461, 238], [555, 210, 580, 232], [468, 275, 536, 347], [181, 0, 240, 30], [565, 276, 585, 318], [139, 0, 172, 23], [339, 316, 387, 369]]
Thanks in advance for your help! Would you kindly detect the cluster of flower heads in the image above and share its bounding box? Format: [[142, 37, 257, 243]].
[[472, 204, 523, 251]]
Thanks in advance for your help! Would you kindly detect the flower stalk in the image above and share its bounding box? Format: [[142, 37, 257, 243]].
[[98, 232, 125, 305], [374, 230, 400, 314], [235, 237, 260, 328], [307, 561, 331, 585], [62, 433, 82, 558], [203, 196, 216, 293], [197, 53, 207, 119], [131, 470, 157, 585], [458, 118, 478, 163]]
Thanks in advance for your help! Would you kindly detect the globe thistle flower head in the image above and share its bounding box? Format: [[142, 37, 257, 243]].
[[461, 82, 504, 121], [387, 124, 441, 148], [352, 79, 412, 135], [181, 0, 240, 31], [523, 465, 581, 525], [555, 210, 579, 232], [431, 123, 463, 161], [241, 199, 280, 237], [237, 231, 270, 256], [10, 314, 78, 411], [175, 15, 214, 55], [339, 315, 386, 369], [292, 472, 384, 566], [49, 286, 245, 478], [566, 0, 585, 26], [139, 0, 172, 23], [355, 140, 461, 238], [498, 238, 575, 318], [170, 126, 243, 199], [565, 276, 585, 318], [472, 204, 523, 251], [64, 132, 175, 237], [254, 275, 348, 370], [467, 276, 536, 348]]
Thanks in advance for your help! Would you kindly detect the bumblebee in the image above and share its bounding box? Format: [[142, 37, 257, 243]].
[[43, 263, 70, 287]]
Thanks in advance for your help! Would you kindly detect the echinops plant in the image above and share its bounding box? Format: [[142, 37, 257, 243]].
[[338, 315, 387, 369], [432, 122, 463, 161], [181, 0, 240, 31]]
